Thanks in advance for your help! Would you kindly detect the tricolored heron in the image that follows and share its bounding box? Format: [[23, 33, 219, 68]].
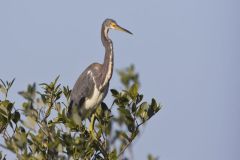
[[67, 19, 132, 123]]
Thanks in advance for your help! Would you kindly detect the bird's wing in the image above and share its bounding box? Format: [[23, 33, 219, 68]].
[[67, 63, 102, 116], [71, 71, 95, 104]]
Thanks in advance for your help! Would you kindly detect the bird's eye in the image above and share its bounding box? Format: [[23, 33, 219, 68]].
[[111, 23, 116, 28]]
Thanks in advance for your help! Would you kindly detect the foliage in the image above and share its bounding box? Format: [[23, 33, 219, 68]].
[[0, 66, 161, 160]]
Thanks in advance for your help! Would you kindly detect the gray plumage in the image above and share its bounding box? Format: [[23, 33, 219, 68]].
[[67, 19, 132, 121]]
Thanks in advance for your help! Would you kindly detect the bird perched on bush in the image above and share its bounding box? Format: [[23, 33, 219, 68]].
[[67, 19, 132, 123]]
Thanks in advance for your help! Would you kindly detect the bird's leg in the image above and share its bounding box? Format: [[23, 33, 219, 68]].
[[89, 113, 96, 139]]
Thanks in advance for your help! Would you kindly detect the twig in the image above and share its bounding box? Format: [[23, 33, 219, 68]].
[[93, 140, 109, 160], [0, 143, 9, 150], [37, 121, 49, 137], [136, 121, 145, 129], [117, 119, 148, 158], [3, 129, 11, 139], [117, 139, 132, 159], [42, 91, 54, 121]]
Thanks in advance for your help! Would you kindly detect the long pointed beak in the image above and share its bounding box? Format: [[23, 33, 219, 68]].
[[115, 24, 133, 35]]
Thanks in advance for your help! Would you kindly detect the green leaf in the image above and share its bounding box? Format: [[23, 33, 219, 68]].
[[54, 75, 60, 84], [127, 123, 135, 133], [63, 86, 71, 99], [131, 129, 139, 139], [153, 99, 161, 113], [117, 131, 131, 142], [132, 102, 137, 113], [117, 65, 140, 89], [8, 78, 15, 88], [0, 78, 15, 98], [0, 100, 13, 122], [117, 95, 130, 107], [0, 108, 8, 118], [118, 108, 131, 118], [137, 102, 148, 116], [23, 116, 36, 130], [129, 83, 138, 101], [137, 102, 149, 121], [148, 99, 161, 117], [14, 128, 27, 149], [109, 149, 117, 160], [12, 111, 20, 123], [110, 89, 119, 97], [0, 79, 6, 88], [0, 151, 6, 160], [0, 100, 13, 112], [19, 83, 36, 101], [136, 94, 144, 104], [101, 102, 109, 112], [151, 99, 158, 110], [148, 154, 158, 160], [0, 85, 7, 96]]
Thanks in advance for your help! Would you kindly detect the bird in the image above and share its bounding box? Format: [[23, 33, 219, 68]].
[[67, 19, 132, 123]]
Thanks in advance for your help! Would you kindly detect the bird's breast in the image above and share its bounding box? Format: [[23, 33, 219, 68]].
[[84, 85, 107, 111]]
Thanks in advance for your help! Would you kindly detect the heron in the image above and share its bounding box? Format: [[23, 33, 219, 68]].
[[67, 19, 132, 124]]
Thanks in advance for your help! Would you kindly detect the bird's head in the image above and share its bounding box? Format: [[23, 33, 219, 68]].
[[103, 19, 132, 35]]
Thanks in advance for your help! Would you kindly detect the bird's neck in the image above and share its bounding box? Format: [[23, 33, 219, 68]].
[[100, 26, 114, 90]]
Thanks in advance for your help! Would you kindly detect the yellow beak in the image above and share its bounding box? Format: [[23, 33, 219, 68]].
[[115, 24, 133, 35]]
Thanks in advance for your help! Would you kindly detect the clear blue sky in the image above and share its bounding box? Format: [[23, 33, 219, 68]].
[[0, 0, 239, 160]]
